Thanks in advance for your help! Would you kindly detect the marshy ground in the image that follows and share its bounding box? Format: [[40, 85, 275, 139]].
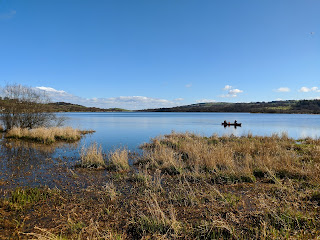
[[0, 132, 319, 239]]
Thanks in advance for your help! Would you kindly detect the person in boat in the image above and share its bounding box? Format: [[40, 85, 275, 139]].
[[223, 120, 227, 124], [234, 120, 237, 125]]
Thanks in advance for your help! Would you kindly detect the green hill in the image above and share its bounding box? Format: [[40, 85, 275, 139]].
[[47, 102, 128, 112], [0, 99, 128, 112], [140, 99, 320, 114]]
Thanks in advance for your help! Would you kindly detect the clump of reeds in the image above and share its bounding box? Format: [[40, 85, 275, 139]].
[[107, 148, 129, 171], [138, 132, 317, 183], [80, 142, 105, 169], [5, 127, 91, 144]]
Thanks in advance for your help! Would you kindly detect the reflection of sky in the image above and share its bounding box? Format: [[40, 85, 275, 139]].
[[57, 112, 320, 151], [1, 112, 320, 189]]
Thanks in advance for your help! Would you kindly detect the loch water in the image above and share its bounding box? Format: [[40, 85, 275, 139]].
[[62, 112, 320, 150], [1, 112, 320, 188]]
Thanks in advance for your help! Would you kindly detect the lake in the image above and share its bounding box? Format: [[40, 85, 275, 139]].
[[1, 112, 319, 189], [61, 112, 320, 151]]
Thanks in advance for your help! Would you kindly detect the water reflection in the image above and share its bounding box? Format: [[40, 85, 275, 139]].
[[0, 139, 80, 189], [222, 124, 241, 129], [59, 112, 320, 151], [1, 112, 320, 190]]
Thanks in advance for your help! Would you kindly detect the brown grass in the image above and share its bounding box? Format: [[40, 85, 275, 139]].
[[80, 142, 105, 169], [108, 148, 129, 171], [139, 132, 319, 184], [1, 132, 320, 239], [5, 127, 93, 144]]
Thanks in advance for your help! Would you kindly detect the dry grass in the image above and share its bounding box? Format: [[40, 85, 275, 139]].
[[108, 148, 129, 171], [139, 132, 319, 184], [1, 132, 320, 239], [5, 127, 92, 144], [133, 191, 181, 237], [80, 142, 105, 169]]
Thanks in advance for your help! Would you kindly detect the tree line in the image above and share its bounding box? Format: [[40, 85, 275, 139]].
[[140, 100, 320, 114]]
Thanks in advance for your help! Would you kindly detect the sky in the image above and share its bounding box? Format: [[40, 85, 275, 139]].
[[0, 0, 319, 110]]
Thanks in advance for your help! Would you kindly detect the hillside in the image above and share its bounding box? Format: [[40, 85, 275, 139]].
[[140, 99, 320, 114], [0, 99, 128, 112], [47, 102, 128, 112]]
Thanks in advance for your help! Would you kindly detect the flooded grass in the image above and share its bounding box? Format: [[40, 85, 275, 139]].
[[79, 142, 106, 169], [107, 148, 129, 171], [5, 126, 95, 144], [1, 132, 320, 239]]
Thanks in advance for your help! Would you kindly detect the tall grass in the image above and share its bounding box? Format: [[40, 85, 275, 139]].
[[2, 131, 320, 239], [138, 132, 319, 184], [108, 148, 129, 171], [80, 142, 105, 169], [5, 127, 91, 144]]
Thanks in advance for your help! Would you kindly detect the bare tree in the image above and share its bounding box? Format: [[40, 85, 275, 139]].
[[0, 84, 64, 130]]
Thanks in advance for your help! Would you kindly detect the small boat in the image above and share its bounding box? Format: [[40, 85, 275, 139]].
[[221, 122, 242, 127]]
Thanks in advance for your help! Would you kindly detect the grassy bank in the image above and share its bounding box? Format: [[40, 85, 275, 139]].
[[5, 127, 95, 144], [1, 132, 320, 239], [138, 132, 320, 185]]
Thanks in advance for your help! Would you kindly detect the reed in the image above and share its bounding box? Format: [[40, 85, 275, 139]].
[[2, 132, 320, 239], [139, 132, 317, 183], [5, 127, 90, 144], [80, 142, 105, 169], [108, 148, 129, 171]]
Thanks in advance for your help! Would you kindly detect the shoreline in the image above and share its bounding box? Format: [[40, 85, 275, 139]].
[[1, 132, 319, 239]]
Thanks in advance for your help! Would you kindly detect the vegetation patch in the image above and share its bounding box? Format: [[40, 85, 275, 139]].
[[6, 126, 94, 144], [1, 132, 320, 239], [79, 142, 105, 169], [107, 148, 129, 171]]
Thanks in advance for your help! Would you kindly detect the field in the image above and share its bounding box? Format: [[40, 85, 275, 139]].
[[0, 132, 319, 239]]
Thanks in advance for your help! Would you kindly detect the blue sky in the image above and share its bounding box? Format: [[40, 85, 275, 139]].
[[0, 0, 319, 109]]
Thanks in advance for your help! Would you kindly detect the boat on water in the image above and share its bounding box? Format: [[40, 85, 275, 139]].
[[221, 122, 242, 127]]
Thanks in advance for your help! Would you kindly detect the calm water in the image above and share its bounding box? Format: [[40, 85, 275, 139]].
[[1, 112, 320, 189], [62, 112, 320, 151]]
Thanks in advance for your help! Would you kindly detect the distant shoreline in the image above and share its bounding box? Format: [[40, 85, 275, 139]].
[[138, 99, 320, 114], [2, 99, 320, 114]]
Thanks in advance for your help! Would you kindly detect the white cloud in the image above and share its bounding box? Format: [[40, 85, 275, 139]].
[[185, 83, 192, 88], [36, 86, 66, 94], [35, 86, 181, 110], [299, 87, 311, 92], [275, 87, 290, 92], [174, 98, 184, 101], [196, 99, 216, 103], [0, 10, 16, 19], [220, 85, 243, 98], [229, 89, 243, 94], [299, 86, 320, 93]]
